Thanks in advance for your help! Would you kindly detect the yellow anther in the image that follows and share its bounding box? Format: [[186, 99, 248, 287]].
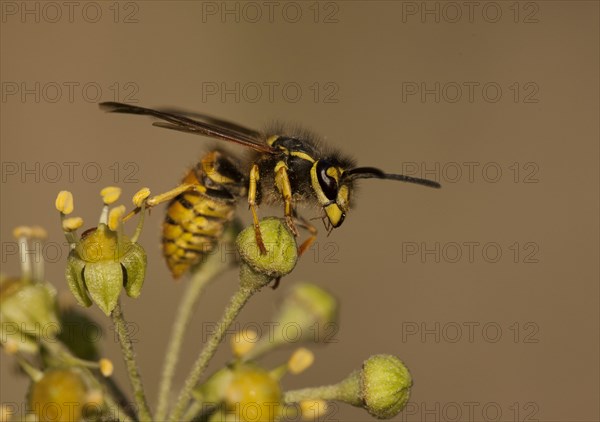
[[100, 186, 122, 205], [62, 217, 84, 232], [132, 187, 151, 207], [288, 348, 314, 375], [99, 358, 114, 377], [55, 191, 74, 215], [231, 329, 258, 358], [30, 226, 48, 240], [300, 400, 328, 420], [12, 226, 32, 239], [108, 206, 126, 231]]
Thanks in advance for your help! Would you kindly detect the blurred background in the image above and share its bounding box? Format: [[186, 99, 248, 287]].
[[1, 1, 598, 421]]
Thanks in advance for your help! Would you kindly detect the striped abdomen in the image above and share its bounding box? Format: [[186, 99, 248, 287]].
[[162, 151, 246, 278]]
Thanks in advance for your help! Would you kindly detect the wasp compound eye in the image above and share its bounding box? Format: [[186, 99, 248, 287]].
[[316, 160, 338, 200]]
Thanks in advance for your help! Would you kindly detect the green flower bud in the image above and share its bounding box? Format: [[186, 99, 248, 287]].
[[28, 368, 97, 422], [245, 283, 337, 360], [361, 355, 412, 419], [236, 218, 297, 290], [0, 278, 60, 354], [284, 355, 412, 420], [65, 224, 146, 316]]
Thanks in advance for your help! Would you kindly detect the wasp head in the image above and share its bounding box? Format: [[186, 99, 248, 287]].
[[310, 159, 352, 228]]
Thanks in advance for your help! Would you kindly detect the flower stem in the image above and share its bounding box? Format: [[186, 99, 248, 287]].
[[111, 300, 152, 421], [284, 371, 361, 406], [155, 257, 229, 421], [168, 283, 259, 422]]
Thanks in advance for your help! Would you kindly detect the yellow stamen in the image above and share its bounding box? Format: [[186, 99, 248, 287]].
[[288, 348, 314, 375], [55, 191, 74, 214], [132, 187, 151, 207], [231, 329, 258, 358], [12, 226, 32, 239], [30, 226, 48, 240], [108, 206, 126, 231], [100, 186, 122, 205], [99, 358, 114, 377], [300, 400, 328, 420], [62, 217, 84, 232]]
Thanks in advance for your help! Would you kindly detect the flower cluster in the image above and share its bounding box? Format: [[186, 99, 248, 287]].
[[1, 187, 414, 422]]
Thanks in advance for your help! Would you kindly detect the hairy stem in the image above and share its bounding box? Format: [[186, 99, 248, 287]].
[[111, 300, 152, 421], [155, 257, 229, 421], [284, 371, 361, 406], [169, 284, 259, 422]]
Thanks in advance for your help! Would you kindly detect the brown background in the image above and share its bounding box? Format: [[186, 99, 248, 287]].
[[1, 2, 598, 421]]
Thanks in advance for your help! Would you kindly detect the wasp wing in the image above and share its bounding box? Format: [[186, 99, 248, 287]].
[[158, 107, 262, 139], [99, 102, 275, 154]]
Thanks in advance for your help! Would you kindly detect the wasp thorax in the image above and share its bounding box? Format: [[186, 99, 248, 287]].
[[311, 160, 350, 228]]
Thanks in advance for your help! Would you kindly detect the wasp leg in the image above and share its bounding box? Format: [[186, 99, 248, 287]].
[[293, 214, 319, 257], [274, 161, 299, 237], [271, 277, 282, 290], [123, 183, 198, 222], [248, 163, 267, 255]]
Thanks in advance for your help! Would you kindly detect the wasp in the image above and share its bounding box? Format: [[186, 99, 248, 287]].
[[99, 102, 441, 278]]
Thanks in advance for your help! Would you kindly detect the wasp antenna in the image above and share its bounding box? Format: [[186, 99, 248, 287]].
[[381, 173, 441, 188], [345, 167, 441, 188]]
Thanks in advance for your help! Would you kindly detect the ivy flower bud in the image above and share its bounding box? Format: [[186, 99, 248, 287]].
[[245, 283, 337, 360], [284, 355, 412, 420], [236, 218, 297, 289], [65, 224, 146, 315], [0, 277, 60, 354], [360, 355, 412, 419], [28, 368, 95, 422]]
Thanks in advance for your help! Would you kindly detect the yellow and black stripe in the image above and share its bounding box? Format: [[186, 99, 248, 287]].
[[162, 151, 246, 278]]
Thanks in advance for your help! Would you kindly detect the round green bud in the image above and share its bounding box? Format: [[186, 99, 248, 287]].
[[236, 218, 297, 283], [360, 355, 412, 419]]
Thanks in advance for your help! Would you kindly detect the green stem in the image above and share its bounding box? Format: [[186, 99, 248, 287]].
[[284, 371, 361, 406], [155, 257, 229, 421], [168, 283, 259, 422], [284, 385, 342, 403], [111, 300, 153, 421]]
